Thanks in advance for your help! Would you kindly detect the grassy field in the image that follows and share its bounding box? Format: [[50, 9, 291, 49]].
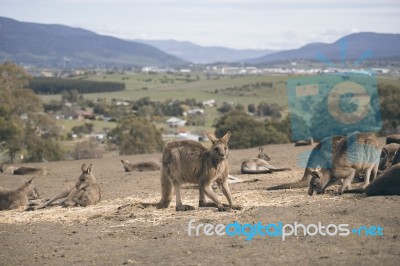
[[39, 72, 400, 151], [40, 72, 290, 107], [40, 72, 400, 107]]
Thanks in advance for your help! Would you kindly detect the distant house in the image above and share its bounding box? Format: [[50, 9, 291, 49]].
[[203, 99, 216, 107], [166, 117, 186, 127], [184, 108, 204, 116], [76, 110, 95, 120]]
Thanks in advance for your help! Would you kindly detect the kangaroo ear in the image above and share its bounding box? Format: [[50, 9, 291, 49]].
[[87, 164, 93, 174], [121, 160, 125, 164], [259, 147, 264, 153], [28, 176, 36, 184], [220, 131, 231, 143], [81, 164, 87, 172], [207, 132, 219, 143]]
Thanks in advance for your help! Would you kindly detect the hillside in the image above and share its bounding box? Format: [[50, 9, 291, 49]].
[[135, 39, 276, 63], [248, 32, 400, 64], [0, 17, 186, 68]]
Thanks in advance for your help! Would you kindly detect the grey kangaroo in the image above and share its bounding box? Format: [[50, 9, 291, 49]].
[[241, 147, 290, 174], [120, 160, 160, 172], [267, 135, 344, 190], [309, 132, 380, 196], [344, 164, 400, 196], [37, 164, 101, 208], [158, 131, 241, 212], [0, 177, 39, 210], [378, 143, 400, 172]]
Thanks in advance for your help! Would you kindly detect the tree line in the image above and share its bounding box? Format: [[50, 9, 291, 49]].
[[29, 77, 125, 94]]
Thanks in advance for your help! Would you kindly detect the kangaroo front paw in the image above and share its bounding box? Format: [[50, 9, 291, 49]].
[[231, 204, 243, 210], [176, 205, 195, 211], [217, 205, 230, 212]]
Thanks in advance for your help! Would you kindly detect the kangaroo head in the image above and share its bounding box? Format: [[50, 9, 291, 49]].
[[76, 164, 94, 190], [257, 147, 271, 161], [26, 177, 40, 199], [308, 168, 326, 196], [207, 131, 231, 160]]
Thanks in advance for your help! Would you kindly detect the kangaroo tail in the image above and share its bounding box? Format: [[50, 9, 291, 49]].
[[269, 168, 291, 172], [342, 188, 365, 194], [266, 180, 308, 190], [241, 169, 273, 174]]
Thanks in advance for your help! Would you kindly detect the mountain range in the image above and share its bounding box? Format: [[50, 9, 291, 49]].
[[134, 39, 275, 64], [1, 16, 400, 68], [0, 17, 185, 68], [248, 32, 400, 64]]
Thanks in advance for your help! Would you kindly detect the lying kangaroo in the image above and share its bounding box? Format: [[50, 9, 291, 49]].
[[241, 147, 290, 174], [37, 164, 100, 208], [0, 177, 39, 210], [267, 135, 345, 190], [158, 131, 241, 212], [366, 164, 400, 196], [0, 164, 18, 174], [378, 143, 400, 172], [386, 134, 400, 145], [308, 132, 380, 196], [121, 160, 160, 172], [13, 166, 47, 175], [1, 164, 46, 175], [295, 138, 314, 147]]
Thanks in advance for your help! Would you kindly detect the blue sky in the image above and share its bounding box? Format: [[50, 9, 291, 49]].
[[0, 0, 399, 50]]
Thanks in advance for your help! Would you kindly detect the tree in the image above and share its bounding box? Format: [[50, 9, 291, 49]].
[[108, 115, 164, 155], [0, 62, 64, 162], [214, 110, 291, 149], [71, 140, 103, 160], [214, 110, 268, 149]]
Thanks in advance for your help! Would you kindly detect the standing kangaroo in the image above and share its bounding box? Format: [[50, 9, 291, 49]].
[[309, 132, 380, 196], [158, 131, 241, 212], [37, 164, 101, 208], [344, 164, 400, 196], [267, 135, 344, 190], [0, 177, 39, 210]]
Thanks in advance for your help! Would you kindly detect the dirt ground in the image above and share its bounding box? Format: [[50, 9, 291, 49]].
[[0, 142, 399, 266]]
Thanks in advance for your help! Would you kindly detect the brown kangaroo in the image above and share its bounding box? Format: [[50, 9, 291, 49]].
[[1, 165, 47, 175], [378, 143, 400, 172], [158, 131, 241, 212], [241, 147, 290, 174], [309, 132, 380, 196], [295, 138, 314, 146], [386, 134, 400, 145], [0, 177, 39, 210], [267, 135, 344, 190], [344, 164, 400, 196], [37, 164, 101, 208], [120, 160, 160, 172]]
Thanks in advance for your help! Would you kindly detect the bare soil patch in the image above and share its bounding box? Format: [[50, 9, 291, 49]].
[[0, 143, 399, 265]]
